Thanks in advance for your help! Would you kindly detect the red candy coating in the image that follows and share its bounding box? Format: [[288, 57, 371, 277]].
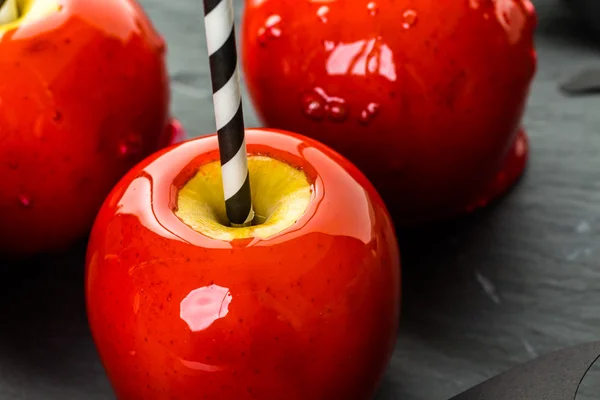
[[0, 0, 180, 255], [242, 0, 537, 225], [86, 128, 401, 400]]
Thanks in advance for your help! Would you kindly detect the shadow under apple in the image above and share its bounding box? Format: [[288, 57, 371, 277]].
[[373, 369, 407, 400], [380, 174, 532, 399], [394, 179, 518, 328], [0, 238, 109, 394]]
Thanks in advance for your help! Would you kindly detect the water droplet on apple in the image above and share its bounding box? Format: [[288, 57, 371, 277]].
[[257, 15, 282, 47], [301, 92, 326, 121], [117, 133, 142, 159], [306, 100, 325, 119], [327, 101, 348, 122], [359, 102, 380, 125], [367, 2, 379, 16], [367, 102, 380, 113], [271, 28, 282, 38], [402, 9, 418, 29], [18, 194, 32, 208], [313, 87, 349, 122], [317, 5, 329, 23], [323, 40, 335, 51], [265, 14, 282, 27], [257, 30, 268, 46], [304, 87, 349, 123], [359, 111, 372, 125], [468, 0, 493, 9], [157, 36, 167, 54]]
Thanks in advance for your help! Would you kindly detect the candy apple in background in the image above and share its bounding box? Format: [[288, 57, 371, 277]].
[[86, 128, 400, 399], [242, 0, 537, 226], [0, 0, 185, 256]]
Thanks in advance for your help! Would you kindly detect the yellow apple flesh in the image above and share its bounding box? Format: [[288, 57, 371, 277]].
[[0, 0, 60, 31], [176, 156, 312, 241]]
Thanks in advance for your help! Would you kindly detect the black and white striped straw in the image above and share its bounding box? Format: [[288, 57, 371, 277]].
[[202, 0, 254, 227]]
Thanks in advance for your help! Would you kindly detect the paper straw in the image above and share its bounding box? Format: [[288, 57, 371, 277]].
[[202, 0, 254, 227]]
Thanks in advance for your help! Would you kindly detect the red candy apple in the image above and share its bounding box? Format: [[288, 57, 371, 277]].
[[86, 128, 401, 400], [242, 0, 537, 225], [0, 0, 184, 255]]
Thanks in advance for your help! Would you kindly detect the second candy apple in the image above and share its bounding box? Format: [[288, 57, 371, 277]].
[[242, 0, 537, 225], [0, 0, 183, 255], [86, 128, 400, 399]]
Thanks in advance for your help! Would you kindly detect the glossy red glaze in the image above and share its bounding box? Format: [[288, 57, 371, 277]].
[[86, 128, 401, 400], [242, 0, 537, 225], [0, 0, 181, 255]]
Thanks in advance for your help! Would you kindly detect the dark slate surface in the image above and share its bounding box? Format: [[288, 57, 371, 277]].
[[1, 0, 600, 399]]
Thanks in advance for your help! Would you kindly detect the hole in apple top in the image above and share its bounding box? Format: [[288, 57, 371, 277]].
[[174, 155, 313, 242]]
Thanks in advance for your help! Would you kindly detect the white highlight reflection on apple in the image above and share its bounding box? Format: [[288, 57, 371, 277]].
[[180, 284, 233, 332], [326, 39, 397, 82]]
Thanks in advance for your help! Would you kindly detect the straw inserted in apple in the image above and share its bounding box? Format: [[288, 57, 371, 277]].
[[0, 0, 19, 25], [201, 0, 255, 228]]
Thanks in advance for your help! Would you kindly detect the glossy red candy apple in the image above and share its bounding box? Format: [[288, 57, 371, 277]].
[[86, 128, 401, 400], [0, 0, 185, 255], [242, 0, 537, 225]]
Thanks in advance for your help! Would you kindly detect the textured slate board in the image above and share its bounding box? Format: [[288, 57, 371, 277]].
[[1, 0, 600, 399], [450, 341, 600, 400], [564, 0, 600, 39]]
